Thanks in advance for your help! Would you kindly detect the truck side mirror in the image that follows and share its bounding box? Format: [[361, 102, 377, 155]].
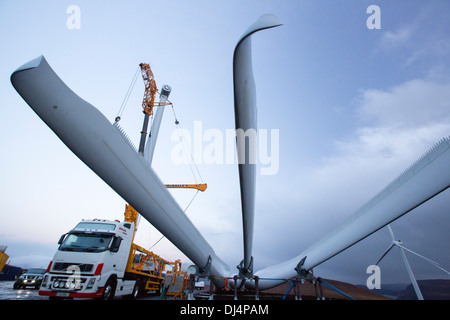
[[110, 236, 122, 252], [58, 234, 67, 245]]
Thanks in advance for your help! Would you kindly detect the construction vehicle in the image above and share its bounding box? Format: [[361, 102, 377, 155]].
[[0, 245, 9, 274], [39, 204, 188, 300]]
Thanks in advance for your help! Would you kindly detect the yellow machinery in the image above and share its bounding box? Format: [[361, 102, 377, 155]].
[[165, 184, 207, 192], [125, 243, 184, 292], [139, 63, 159, 116], [123, 204, 189, 297], [0, 246, 9, 274]]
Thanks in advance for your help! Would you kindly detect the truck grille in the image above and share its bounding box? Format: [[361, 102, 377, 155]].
[[23, 275, 41, 280], [52, 262, 94, 273], [49, 276, 87, 291]]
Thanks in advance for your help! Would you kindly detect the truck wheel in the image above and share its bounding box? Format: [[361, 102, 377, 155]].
[[101, 278, 116, 300], [130, 280, 141, 300]]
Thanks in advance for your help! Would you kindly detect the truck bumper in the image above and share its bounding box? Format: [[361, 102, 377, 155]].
[[39, 272, 105, 299], [39, 288, 104, 299]]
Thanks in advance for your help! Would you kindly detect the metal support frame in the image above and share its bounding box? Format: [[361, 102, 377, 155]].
[[229, 274, 259, 301], [237, 256, 254, 278], [293, 278, 303, 300], [294, 256, 324, 300], [233, 275, 239, 300], [187, 274, 196, 300], [209, 275, 215, 300], [198, 255, 212, 277], [314, 278, 325, 300], [295, 256, 315, 281], [254, 276, 260, 300]]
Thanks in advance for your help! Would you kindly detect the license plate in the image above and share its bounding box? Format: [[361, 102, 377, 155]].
[[56, 292, 70, 297]]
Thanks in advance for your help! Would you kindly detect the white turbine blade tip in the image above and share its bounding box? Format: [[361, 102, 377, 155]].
[[13, 55, 45, 73], [238, 14, 283, 44], [256, 14, 283, 28]]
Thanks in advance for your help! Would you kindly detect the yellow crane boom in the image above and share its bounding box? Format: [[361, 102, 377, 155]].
[[137, 63, 172, 155], [165, 184, 207, 192], [124, 203, 139, 224], [139, 63, 158, 116]]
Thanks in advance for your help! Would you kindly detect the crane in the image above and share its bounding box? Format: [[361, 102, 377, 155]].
[[139, 63, 158, 115], [137, 63, 207, 193], [138, 63, 158, 155]]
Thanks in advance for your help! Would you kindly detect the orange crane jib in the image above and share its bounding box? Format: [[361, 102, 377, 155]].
[[139, 63, 158, 115], [165, 184, 207, 192]]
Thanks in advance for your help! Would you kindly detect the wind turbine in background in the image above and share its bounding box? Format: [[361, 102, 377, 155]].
[[376, 224, 450, 300]]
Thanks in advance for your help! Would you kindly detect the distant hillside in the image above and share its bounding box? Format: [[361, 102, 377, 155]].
[[358, 279, 450, 300], [260, 278, 390, 300], [397, 279, 450, 300]]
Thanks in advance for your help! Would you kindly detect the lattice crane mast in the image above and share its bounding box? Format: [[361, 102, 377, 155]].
[[138, 63, 158, 155], [139, 63, 158, 116]]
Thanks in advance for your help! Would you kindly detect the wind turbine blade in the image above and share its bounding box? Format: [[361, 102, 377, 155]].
[[397, 244, 440, 266], [233, 14, 282, 276], [11, 56, 232, 284], [375, 244, 395, 265], [251, 136, 450, 290], [397, 244, 449, 275], [387, 224, 396, 241]]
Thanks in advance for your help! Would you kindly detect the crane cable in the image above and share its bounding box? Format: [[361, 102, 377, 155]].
[[149, 111, 204, 251], [148, 190, 199, 250], [146, 99, 205, 251], [116, 66, 140, 122], [170, 104, 205, 185]]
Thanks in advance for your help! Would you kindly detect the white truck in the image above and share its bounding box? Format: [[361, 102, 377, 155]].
[[39, 206, 187, 300]]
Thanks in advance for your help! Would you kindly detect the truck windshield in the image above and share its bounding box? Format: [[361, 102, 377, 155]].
[[59, 233, 113, 252]]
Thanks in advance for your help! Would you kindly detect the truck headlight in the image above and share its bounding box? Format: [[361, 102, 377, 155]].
[[42, 275, 49, 287], [86, 278, 96, 289]]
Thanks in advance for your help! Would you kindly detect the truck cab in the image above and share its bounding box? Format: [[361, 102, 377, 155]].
[[39, 219, 136, 299]]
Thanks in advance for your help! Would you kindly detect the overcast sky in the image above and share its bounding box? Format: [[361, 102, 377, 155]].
[[1, 0, 449, 288]]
